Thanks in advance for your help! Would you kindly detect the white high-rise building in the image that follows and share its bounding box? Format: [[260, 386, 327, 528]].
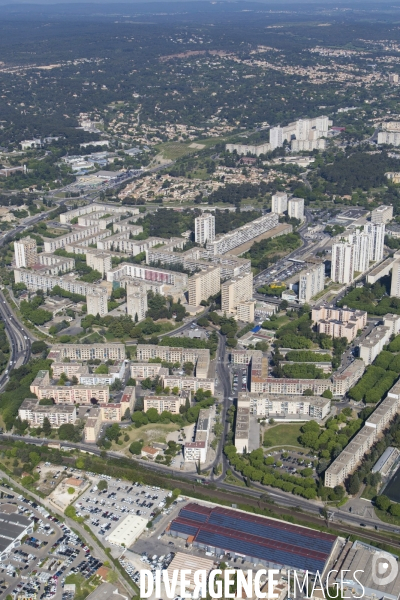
[[296, 119, 311, 141], [349, 230, 371, 273], [271, 192, 288, 215], [270, 126, 283, 150], [365, 223, 385, 262], [391, 260, 400, 297], [288, 197, 304, 221], [331, 241, 355, 284], [298, 263, 325, 303], [195, 213, 215, 245], [14, 237, 37, 268], [126, 282, 148, 322]]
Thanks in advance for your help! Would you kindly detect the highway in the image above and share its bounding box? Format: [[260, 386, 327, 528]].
[[0, 290, 33, 390]]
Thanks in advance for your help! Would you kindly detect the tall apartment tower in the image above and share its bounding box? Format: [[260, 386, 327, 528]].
[[331, 241, 355, 284], [298, 263, 325, 303], [14, 236, 37, 268], [349, 230, 371, 273], [195, 213, 215, 245], [371, 205, 393, 224], [221, 272, 253, 314], [270, 126, 283, 150], [288, 197, 304, 221], [271, 192, 288, 215], [188, 266, 221, 306], [365, 223, 385, 262], [296, 119, 311, 141], [86, 289, 108, 317], [391, 260, 400, 297], [126, 283, 148, 322]]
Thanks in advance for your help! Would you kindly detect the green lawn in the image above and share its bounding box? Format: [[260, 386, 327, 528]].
[[263, 423, 304, 448], [361, 485, 378, 501]]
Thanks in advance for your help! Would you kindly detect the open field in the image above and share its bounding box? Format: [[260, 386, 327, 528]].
[[263, 423, 303, 448], [111, 423, 181, 456], [155, 136, 226, 160]]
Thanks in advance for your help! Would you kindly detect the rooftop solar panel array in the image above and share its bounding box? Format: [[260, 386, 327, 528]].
[[170, 503, 335, 573]]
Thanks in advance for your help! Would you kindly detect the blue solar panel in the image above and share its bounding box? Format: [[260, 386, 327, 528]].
[[180, 509, 208, 523], [170, 522, 198, 536], [208, 512, 332, 554], [195, 530, 326, 572]]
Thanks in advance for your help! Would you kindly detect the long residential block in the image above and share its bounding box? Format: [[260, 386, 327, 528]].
[[48, 343, 125, 361], [19, 398, 76, 428], [206, 213, 279, 256], [60, 203, 136, 224], [143, 395, 186, 414], [136, 345, 210, 378], [14, 269, 103, 297]]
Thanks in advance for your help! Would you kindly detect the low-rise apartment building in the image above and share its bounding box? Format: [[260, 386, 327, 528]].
[[312, 305, 367, 342], [240, 393, 331, 420], [236, 300, 256, 323], [36, 385, 109, 405], [143, 395, 186, 414], [325, 389, 400, 488], [37, 253, 75, 273], [19, 398, 77, 428], [42, 225, 103, 253], [60, 203, 135, 224], [48, 343, 125, 361], [14, 269, 102, 297], [359, 325, 391, 365], [130, 363, 169, 380], [184, 407, 213, 463], [106, 263, 188, 291], [136, 345, 210, 378], [161, 375, 214, 394]]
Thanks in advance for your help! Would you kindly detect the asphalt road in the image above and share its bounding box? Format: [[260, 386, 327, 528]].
[[0, 290, 33, 390]]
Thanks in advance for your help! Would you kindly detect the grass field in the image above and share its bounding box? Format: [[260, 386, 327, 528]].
[[112, 423, 180, 455], [263, 423, 303, 448], [155, 136, 226, 160]]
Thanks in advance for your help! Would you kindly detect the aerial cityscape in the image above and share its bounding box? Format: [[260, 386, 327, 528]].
[[3, 0, 400, 598]]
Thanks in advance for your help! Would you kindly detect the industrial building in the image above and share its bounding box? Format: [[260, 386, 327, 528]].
[[169, 503, 337, 573], [0, 512, 34, 561], [106, 514, 147, 548]]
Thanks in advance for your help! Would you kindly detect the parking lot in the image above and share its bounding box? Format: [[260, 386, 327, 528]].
[[75, 476, 171, 545], [0, 485, 102, 600]]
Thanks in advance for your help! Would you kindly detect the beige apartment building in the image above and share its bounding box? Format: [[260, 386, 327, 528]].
[[184, 407, 213, 463], [221, 272, 253, 314], [240, 393, 331, 421], [312, 305, 367, 341], [390, 259, 400, 297], [51, 362, 87, 379], [161, 375, 214, 394], [18, 398, 77, 428], [371, 204, 393, 224], [188, 266, 220, 306], [48, 343, 125, 361], [14, 237, 37, 268], [86, 250, 112, 276], [36, 385, 109, 405], [235, 397, 251, 454], [236, 300, 256, 323], [30, 370, 51, 396], [130, 363, 168, 380], [325, 390, 400, 487], [84, 408, 102, 442], [86, 289, 108, 317], [126, 282, 148, 322], [143, 395, 186, 414], [136, 345, 210, 378]]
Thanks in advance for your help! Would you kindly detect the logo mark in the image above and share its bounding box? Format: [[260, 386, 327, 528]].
[[371, 551, 399, 587]]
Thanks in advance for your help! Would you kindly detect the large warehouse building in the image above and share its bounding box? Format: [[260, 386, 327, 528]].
[[169, 503, 337, 573], [0, 511, 33, 560]]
